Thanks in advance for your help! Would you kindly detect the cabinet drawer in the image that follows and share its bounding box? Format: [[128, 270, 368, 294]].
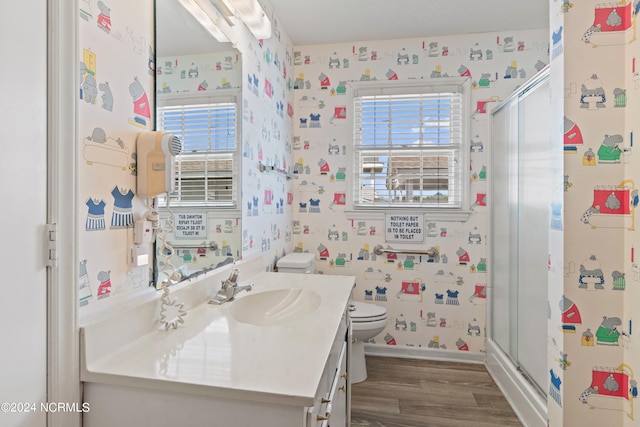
[[326, 342, 348, 426], [326, 311, 349, 380], [307, 308, 350, 427], [309, 342, 347, 427]]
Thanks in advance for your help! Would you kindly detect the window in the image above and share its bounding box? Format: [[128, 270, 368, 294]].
[[351, 79, 470, 219], [157, 90, 240, 208]]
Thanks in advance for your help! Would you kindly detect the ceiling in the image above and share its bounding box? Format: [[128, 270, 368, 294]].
[[156, 0, 549, 56], [267, 0, 549, 46]]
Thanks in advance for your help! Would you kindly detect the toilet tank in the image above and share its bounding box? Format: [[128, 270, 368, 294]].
[[276, 253, 316, 273]]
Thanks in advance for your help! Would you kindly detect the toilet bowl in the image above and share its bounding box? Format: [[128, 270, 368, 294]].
[[350, 301, 387, 384], [275, 254, 387, 383]]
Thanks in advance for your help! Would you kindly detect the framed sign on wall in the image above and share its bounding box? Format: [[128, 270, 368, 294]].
[[384, 213, 424, 243]]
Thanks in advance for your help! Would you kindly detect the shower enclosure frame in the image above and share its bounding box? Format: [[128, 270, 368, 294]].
[[485, 67, 551, 427]]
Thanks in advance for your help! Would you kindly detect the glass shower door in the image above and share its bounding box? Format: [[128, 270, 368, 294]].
[[490, 99, 519, 360], [490, 69, 550, 395], [515, 76, 550, 394]]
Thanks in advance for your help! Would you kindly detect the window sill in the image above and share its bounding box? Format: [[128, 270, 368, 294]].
[[344, 208, 473, 222]]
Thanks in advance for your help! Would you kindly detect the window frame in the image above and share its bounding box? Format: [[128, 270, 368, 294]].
[[347, 78, 472, 222], [156, 89, 241, 211]]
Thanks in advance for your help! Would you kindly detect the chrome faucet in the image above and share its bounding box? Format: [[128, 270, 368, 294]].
[[209, 268, 253, 304]]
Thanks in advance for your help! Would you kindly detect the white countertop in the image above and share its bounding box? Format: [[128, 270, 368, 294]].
[[81, 271, 355, 406]]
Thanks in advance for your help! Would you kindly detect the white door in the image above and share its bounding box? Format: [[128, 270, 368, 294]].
[[0, 1, 48, 426]]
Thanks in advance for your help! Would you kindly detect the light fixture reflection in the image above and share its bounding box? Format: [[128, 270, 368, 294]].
[[177, 0, 229, 42], [178, 0, 272, 42]]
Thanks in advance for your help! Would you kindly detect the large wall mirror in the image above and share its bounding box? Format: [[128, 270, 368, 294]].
[[154, 0, 242, 285]]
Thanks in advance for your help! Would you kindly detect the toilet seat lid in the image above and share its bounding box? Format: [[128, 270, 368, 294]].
[[350, 301, 387, 321]]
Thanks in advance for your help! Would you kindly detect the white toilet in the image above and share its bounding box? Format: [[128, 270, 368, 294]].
[[349, 301, 387, 383], [276, 253, 387, 384], [276, 252, 316, 273]]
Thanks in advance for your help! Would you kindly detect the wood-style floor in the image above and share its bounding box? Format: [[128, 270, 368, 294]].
[[350, 356, 523, 427]]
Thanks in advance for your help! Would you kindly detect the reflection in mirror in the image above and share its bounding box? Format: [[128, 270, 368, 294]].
[[155, 0, 242, 285]]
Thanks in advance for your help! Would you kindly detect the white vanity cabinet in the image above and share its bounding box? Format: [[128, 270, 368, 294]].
[[307, 308, 350, 426], [80, 270, 355, 427]]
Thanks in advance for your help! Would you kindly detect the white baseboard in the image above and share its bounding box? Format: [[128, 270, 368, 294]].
[[485, 339, 547, 427], [364, 343, 485, 364]]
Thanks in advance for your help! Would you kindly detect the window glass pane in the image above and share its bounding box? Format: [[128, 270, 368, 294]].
[[158, 100, 237, 206], [159, 103, 236, 153], [354, 88, 464, 209]]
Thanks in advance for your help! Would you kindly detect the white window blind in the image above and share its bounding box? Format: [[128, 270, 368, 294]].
[[157, 93, 238, 207], [352, 80, 468, 210]]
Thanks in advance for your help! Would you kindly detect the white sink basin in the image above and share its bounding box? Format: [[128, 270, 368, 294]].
[[229, 288, 321, 326]]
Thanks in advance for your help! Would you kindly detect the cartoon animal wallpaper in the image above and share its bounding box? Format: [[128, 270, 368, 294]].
[[290, 28, 548, 357], [77, 0, 155, 312], [76, 0, 640, 424], [77, 0, 294, 315], [547, 0, 640, 425]]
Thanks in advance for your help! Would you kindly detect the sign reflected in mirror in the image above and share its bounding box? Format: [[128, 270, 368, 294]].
[[154, 0, 242, 285]]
